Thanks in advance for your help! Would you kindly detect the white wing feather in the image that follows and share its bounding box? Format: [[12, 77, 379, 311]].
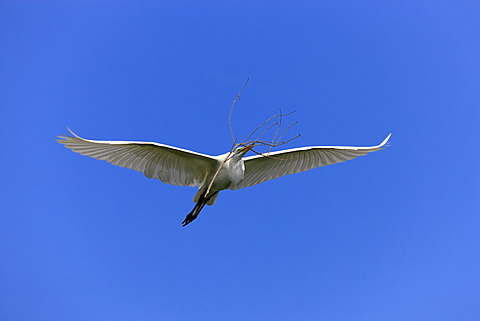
[[230, 134, 391, 190], [57, 129, 218, 187]]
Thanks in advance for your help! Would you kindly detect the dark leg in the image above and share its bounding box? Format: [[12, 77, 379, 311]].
[[182, 200, 205, 226], [182, 192, 218, 227]]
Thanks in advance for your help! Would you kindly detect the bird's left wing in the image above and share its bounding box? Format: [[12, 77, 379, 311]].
[[57, 129, 218, 187], [230, 134, 391, 190]]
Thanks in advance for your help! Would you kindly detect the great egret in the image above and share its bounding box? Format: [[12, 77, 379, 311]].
[[57, 129, 391, 226]]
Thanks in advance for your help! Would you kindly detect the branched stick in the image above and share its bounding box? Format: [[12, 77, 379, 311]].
[[205, 83, 301, 197]]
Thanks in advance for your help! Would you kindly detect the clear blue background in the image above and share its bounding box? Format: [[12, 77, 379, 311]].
[[1, 2, 479, 320]]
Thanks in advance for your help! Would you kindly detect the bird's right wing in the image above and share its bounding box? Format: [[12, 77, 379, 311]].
[[57, 129, 218, 187], [230, 134, 391, 190]]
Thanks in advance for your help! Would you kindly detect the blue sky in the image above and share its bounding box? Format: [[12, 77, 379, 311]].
[[1, 2, 479, 320]]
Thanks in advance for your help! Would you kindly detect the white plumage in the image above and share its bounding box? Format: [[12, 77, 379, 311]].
[[57, 129, 391, 226]]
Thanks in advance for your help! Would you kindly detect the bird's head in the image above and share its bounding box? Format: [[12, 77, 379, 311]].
[[234, 144, 254, 157]]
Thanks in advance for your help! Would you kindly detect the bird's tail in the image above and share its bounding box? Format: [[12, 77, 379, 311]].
[[193, 188, 220, 205]]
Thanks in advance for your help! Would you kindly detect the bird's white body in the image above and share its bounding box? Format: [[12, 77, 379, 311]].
[[58, 129, 391, 225], [212, 153, 246, 189], [193, 152, 247, 206]]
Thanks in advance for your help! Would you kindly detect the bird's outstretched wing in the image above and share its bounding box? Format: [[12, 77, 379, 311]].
[[230, 134, 391, 190], [57, 129, 218, 187]]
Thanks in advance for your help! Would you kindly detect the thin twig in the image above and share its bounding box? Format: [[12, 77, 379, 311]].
[[229, 78, 250, 144], [205, 151, 231, 197], [268, 108, 282, 153], [241, 113, 280, 143], [255, 121, 278, 142], [241, 110, 296, 144], [277, 121, 299, 144], [205, 139, 238, 197]]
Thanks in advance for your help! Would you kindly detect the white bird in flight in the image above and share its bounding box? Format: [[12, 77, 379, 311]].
[[57, 129, 391, 226]]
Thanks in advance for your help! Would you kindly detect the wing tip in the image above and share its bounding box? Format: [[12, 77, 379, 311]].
[[66, 127, 81, 138], [56, 128, 85, 144], [379, 133, 392, 147]]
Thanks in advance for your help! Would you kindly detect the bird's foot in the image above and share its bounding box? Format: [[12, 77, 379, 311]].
[[182, 213, 197, 227]]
